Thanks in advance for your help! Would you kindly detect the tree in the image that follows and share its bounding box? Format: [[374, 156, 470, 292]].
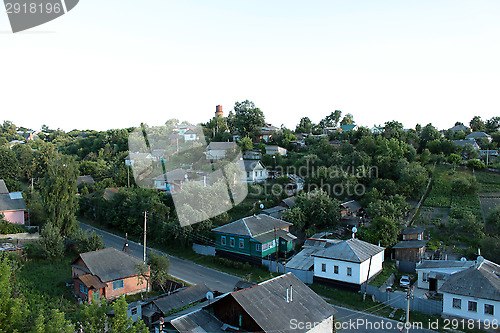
[[447, 153, 462, 169], [281, 207, 306, 231], [232, 100, 265, 139], [470, 116, 486, 132], [110, 296, 148, 333], [485, 116, 500, 133], [340, 113, 355, 126], [0, 259, 26, 333], [369, 216, 400, 247], [293, 189, 341, 232], [41, 154, 78, 235], [147, 251, 170, 291], [238, 136, 253, 151], [40, 222, 65, 258], [296, 117, 313, 133], [319, 110, 342, 129], [420, 124, 440, 149]]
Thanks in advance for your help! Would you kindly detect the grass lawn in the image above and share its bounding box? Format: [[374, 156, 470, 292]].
[[475, 170, 500, 192], [369, 261, 397, 288], [15, 254, 79, 315]]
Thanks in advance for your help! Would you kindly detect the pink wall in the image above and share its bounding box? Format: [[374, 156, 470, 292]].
[[2, 211, 25, 225]]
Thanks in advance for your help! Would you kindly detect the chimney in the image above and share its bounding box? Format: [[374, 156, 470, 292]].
[[290, 285, 293, 302], [215, 105, 223, 118]]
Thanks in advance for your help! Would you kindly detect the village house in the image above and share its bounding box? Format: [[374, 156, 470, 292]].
[[265, 145, 287, 156], [449, 124, 470, 132], [71, 247, 149, 303], [261, 205, 287, 219], [238, 160, 268, 183], [393, 240, 428, 273], [279, 196, 296, 209], [339, 124, 359, 132], [212, 214, 296, 264], [183, 128, 199, 141], [453, 139, 481, 151], [416, 259, 475, 293], [205, 142, 237, 160], [0, 179, 27, 225], [243, 149, 262, 160], [260, 124, 278, 142], [125, 152, 154, 166], [401, 227, 425, 241], [312, 237, 385, 290], [164, 273, 336, 333], [153, 168, 188, 193], [465, 132, 492, 143], [440, 257, 500, 323]]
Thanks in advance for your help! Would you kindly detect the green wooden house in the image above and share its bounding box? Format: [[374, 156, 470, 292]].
[[212, 214, 297, 264]]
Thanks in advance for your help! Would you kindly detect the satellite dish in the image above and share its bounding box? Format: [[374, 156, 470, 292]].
[[460, 257, 467, 262], [352, 226, 358, 234], [206, 291, 214, 301], [259, 204, 264, 209]]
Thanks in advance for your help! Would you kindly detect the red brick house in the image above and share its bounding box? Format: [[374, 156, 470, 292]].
[[71, 247, 150, 303]]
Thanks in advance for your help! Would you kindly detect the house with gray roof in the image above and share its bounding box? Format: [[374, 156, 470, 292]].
[[212, 214, 296, 264], [416, 259, 476, 292], [0, 179, 26, 225], [205, 141, 237, 160], [440, 257, 500, 323], [466, 132, 492, 142], [238, 160, 268, 183], [71, 247, 149, 303], [312, 237, 385, 290], [449, 124, 470, 132], [453, 139, 480, 150]]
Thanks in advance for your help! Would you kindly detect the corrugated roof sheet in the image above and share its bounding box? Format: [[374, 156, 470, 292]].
[[401, 227, 425, 235], [0, 180, 8, 194], [392, 240, 428, 249], [313, 238, 384, 263], [77, 274, 107, 290], [417, 260, 475, 270], [340, 200, 362, 212], [0, 193, 27, 212], [153, 284, 211, 315], [212, 214, 292, 238], [171, 309, 226, 333], [281, 196, 296, 208], [73, 247, 144, 283], [206, 142, 236, 150], [440, 259, 500, 302], [230, 273, 335, 333]]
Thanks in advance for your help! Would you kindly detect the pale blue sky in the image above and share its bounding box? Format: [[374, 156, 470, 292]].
[[1, 0, 499, 131]]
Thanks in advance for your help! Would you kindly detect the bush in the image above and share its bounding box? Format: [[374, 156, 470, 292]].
[[467, 159, 486, 170], [0, 219, 26, 234], [40, 222, 65, 259]]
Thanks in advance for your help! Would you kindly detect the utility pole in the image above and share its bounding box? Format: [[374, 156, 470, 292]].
[[274, 227, 279, 272], [405, 286, 414, 333], [127, 167, 130, 188], [143, 211, 147, 263]]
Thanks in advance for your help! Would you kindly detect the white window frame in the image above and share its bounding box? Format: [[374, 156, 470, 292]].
[[422, 272, 428, 282], [334, 265, 339, 274], [484, 304, 494, 316], [321, 263, 326, 272], [468, 301, 477, 312], [452, 298, 462, 309], [347, 267, 352, 276]]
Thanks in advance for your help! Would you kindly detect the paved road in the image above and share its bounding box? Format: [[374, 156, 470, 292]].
[[79, 222, 241, 293], [333, 305, 436, 333], [81, 222, 436, 332]]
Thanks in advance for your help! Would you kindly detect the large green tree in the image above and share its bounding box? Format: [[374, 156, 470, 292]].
[[41, 154, 79, 235], [231, 100, 265, 138]]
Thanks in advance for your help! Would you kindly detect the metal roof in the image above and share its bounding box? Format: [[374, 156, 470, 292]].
[[340, 200, 362, 212], [76, 175, 95, 187], [392, 240, 428, 249], [72, 247, 144, 283], [77, 274, 107, 290], [0, 180, 8, 194], [229, 273, 336, 333], [0, 193, 27, 212], [153, 284, 212, 315], [212, 214, 292, 238], [206, 142, 236, 150], [401, 227, 425, 235], [281, 196, 296, 208], [466, 132, 492, 139], [285, 247, 318, 271], [171, 309, 226, 333], [416, 260, 475, 270], [313, 238, 385, 263], [440, 259, 500, 302]]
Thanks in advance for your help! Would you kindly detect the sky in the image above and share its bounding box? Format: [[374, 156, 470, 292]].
[[1, 0, 499, 132]]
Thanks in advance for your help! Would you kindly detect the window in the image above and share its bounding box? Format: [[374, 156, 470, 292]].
[[79, 284, 88, 294], [468, 301, 477, 312], [93, 291, 100, 300], [347, 267, 352, 276], [452, 298, 462, 309], [221, 236, 226, 246], [256, 244, 262, 251], [484, 304, 494, 316], [247, 172, 250, 178], [321, 263, 326, 272], [334, 265, 339, 274], [422, 272, 428, 282], [239, 239, 244, 248], [230, 237, 235, 247], [113, 280, 124, 290], [131, 308, 137, 315]]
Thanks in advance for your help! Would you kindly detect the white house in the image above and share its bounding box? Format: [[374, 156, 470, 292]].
[[205, 142, 237, 160], [124, 153, 153, 166], [312, 238, 385, 288], [440, 257, 500, 323], [183, 129, 198, 141], [239, 160, 268, 183], [415, 260, 475, 292], [152, 168, 188, 193], [265, 145, 287, 156]]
